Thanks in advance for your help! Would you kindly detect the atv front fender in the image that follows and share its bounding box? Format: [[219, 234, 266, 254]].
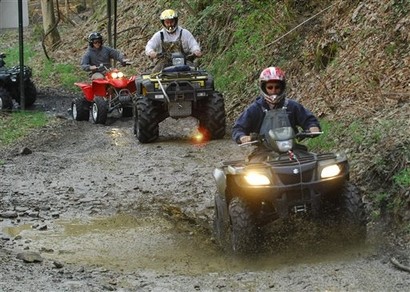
[[75, 82, 94, 101], [213, 168, 227, 196]]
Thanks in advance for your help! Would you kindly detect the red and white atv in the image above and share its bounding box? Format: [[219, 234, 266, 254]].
[[72, 64, 136, 124]]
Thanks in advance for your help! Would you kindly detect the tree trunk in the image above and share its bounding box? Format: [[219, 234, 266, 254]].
[[65, 0, 69, 19], [40, 0, 61, 48], [90, 0, 95, 13]]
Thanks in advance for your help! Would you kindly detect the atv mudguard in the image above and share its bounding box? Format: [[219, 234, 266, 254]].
[[75, 82, 95, 101]]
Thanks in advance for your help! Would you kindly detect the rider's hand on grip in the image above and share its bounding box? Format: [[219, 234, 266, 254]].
[[148, 51, 157, 59], [121, 59, 132, 66], [250, 132, 259, 141]]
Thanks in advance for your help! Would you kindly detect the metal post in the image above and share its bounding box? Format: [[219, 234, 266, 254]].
[[18, 0, 25, 110], [113, 0, 117, 49], [107, 0, 112, 47]]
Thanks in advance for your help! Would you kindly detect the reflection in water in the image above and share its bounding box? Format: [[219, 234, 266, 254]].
[[2, 223, 32, 237], [107, 128, 127, 146], [7, 213, 373, 275]]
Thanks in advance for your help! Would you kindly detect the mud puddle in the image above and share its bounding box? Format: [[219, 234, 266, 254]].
[[2, 213, 374, 276]]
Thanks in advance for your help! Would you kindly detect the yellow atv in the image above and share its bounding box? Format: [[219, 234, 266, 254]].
[[133, 53, 226, 143]]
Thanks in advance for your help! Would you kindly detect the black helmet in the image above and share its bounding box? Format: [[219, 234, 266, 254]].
[[88, 32, 103, 47]]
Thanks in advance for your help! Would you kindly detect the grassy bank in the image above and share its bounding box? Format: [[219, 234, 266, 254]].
[[0, 111, 49, 146]]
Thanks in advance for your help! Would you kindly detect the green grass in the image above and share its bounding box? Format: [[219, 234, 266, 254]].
[[39, 59, 80, 89], [0, 111, 49, 145], [305, 119, 341, 151], [393, 167, 410, 188], [1, 46, 35, 65]]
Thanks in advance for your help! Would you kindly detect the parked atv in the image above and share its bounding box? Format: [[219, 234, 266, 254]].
[[212, 108, 367, 253], [0, 52, 37, 110], [72, 63, 135, 124], [133, 52, 226, 143]]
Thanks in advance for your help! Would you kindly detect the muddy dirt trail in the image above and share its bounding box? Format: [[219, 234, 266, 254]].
[[0, 92, 409, 291]]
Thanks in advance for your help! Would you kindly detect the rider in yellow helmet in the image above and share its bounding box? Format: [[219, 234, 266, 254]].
[[145, 9, 202, 72]]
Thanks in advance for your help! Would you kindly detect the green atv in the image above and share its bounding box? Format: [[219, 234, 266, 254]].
[[133, 53, 226, 143]]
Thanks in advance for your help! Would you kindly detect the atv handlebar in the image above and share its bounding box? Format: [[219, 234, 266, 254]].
[[97, 60, 132, 71], [154, 52, 197, 61], [239, 131, 323, 147], [295, 131, 323, 141]]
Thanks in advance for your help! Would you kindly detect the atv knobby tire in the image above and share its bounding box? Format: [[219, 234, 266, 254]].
[[228, 197, 258, 253], [92, 96, 108, 124], [135, 96, 160, 143], [0, 88, 13, 110], [338, 182, 367, 242], [14, 80, 37, 107], [72, 98, 90, 121], [196, 92, 226, 140]]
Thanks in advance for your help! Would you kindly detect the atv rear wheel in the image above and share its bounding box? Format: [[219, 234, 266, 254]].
[[135, 96, 160, 143], [23, 80, 37, 107], [12, 80, 37, 108], [197, 92, 226, 140], [71, 98, 90, 121], [92, 96, 108, 124], [0, 88, 13, 110], [338, 182, 367, 242], [228, 197, 258, 253]]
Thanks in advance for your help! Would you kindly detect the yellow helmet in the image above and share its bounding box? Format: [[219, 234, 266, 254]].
[[160, 9, 178, 33]]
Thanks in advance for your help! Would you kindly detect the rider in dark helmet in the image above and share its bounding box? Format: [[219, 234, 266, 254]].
[[80, 32, 127, 79], [87, 32, 103, 47], [232, 66, 321, 161], [145, 9, 202, 73]]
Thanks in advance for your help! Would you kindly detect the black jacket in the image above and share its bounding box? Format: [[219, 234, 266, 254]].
[[232, 96, 320, 144]]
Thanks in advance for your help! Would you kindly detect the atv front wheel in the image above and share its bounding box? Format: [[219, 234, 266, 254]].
[[92, 96, 108, 124], [71, 98, 90, 121], [213, 194, 229, 248], [228, 197, 258, 253], [135, 96, 160, 143], [338, 182, 367, 242], [196, 92, 226, 140], [0, 88, 13, 110]]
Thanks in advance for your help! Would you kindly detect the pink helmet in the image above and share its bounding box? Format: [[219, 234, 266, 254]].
[[259, 67, 286, 105]]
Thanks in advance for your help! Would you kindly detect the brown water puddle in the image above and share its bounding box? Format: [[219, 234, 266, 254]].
[[3, 213, 373, 275]]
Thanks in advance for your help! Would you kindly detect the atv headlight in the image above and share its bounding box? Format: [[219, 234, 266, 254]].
[[276, 140, 293, 152], [111, 72, 124, 79], [172, 57, 185, 66], [244, 171, 271, 186], [321, 164, 341, 178]]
